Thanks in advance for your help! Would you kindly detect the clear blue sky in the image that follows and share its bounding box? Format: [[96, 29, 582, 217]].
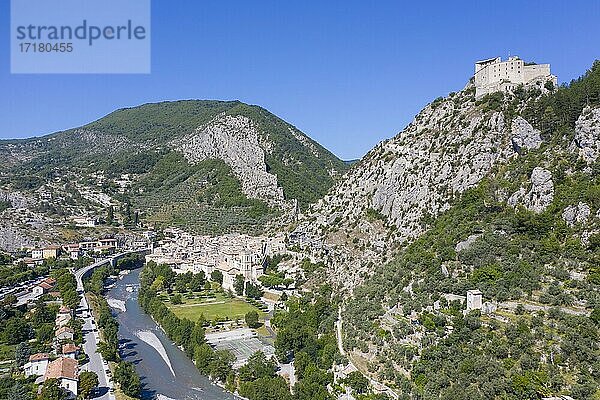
[[0, 1, 598, 159]]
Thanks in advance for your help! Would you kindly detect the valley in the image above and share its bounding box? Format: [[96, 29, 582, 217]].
[[1, 59, 599, 400]]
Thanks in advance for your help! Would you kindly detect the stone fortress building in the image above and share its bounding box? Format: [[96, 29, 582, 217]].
[[474, 56, 557, 98]]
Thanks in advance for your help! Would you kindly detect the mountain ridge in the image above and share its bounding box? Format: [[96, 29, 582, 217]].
[[0, 100, 348, 250]]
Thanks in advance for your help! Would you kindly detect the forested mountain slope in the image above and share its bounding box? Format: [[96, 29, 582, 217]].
[[336, 62, 600, 399]]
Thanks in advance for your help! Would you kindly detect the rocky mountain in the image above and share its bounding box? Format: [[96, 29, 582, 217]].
[[295, 61, 600, 398], [0, 100, 347, 250]]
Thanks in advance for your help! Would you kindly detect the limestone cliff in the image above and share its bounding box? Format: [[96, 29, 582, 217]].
[[295, 81, 600, 291], [174, 114, 285, 206]]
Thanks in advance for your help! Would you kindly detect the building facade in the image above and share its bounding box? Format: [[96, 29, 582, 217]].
[[474, 56, 557, 98], [466, 290, 483, 311]]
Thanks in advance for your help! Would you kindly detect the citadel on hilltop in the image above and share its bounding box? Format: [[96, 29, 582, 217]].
[[474, 56, 557, 98]]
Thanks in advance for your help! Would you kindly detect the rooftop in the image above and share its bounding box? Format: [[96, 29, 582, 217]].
[[29, 353, 50, 362], [62, 343, 79, 354], [44, 357, 77, 380]]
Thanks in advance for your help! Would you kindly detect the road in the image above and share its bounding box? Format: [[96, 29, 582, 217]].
[[78, 294, 115, 400], [74, 249, 150, 291]]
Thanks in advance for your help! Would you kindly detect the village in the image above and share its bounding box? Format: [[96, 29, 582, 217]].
[[145, 228, 289, 293]]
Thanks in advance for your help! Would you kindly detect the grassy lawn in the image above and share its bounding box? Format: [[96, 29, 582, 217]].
[[165, 291, 264, 322], [0, 344, 15, 362]]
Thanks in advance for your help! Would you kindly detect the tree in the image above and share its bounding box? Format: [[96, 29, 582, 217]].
[[61, 289, 80, 310], [38, 379, 67, 400], [234, 274, 245, 296], [150, 276, 166, 292], [2, 294, 17, 307], [15, 342, 31, 367], [238, 351, 276, 382], [209, 350, 235, 382], [2, 318, 31, 344], [123, 203, 132, 226], [194, 343, 214, 374], [79, 371, 99, 399], [191, 321, 206, 348], [211, 270, 223, 285], [171, 294, 183, 305], [7, 381, 31, 400], [591, 307, 600, 326], [174, 276, 187, 293], [189, 272, 206, 292], [280, 292, 288, 302], [245, 311, 260, 329], [106, 206, 114, 225], [341, 371, 370, 394], [245, 282, 264, 300], [239, 376, 293, 400], [114, 361, 141, 398]]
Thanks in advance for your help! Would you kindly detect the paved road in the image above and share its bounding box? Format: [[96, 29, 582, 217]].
[[78, 294, 115, 400]]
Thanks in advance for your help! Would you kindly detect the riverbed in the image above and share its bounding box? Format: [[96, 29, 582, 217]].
[[106, 268, 237, 400]]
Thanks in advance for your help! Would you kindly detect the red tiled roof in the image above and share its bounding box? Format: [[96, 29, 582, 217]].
[[62, 343, 79, 354], [44, 357, 77, 380], [29, 353, 50, 362]]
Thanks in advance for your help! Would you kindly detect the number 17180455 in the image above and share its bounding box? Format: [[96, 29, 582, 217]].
[[19, 42, 73, 53]]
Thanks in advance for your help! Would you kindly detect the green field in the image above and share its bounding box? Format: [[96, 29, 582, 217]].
[[166, 292, 264, 322], [0, 344, 15, 362]]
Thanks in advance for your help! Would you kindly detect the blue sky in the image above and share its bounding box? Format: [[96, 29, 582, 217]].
[[0, 1, 598, 159]]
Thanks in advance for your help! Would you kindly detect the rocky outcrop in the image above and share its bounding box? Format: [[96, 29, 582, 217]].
[[573, 106, 600, 162], [0, 224, 44, 252], [455, 234, 483, 252], [511, 116, 542, 152], [0, 191, 32, 209], [562, 202, 591, 227], [508, 167, 554, 213], [295, 84, 526, 289], [175, 114, 285, 206]]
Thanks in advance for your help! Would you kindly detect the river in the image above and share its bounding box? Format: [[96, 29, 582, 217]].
[[105, 268, 237, 400]]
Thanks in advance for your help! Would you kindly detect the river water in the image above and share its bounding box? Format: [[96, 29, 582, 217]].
[[106, 268, 237, 400]]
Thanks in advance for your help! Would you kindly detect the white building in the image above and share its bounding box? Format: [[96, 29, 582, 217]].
[[466, 290, 483, 311], [62, 344, 80, 359], [24, 353, 50, 376], [31, 249, 43, 259], [55, 327, 75, 341], [474, 56, 557, 98], [71, 216, 97, 228]]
